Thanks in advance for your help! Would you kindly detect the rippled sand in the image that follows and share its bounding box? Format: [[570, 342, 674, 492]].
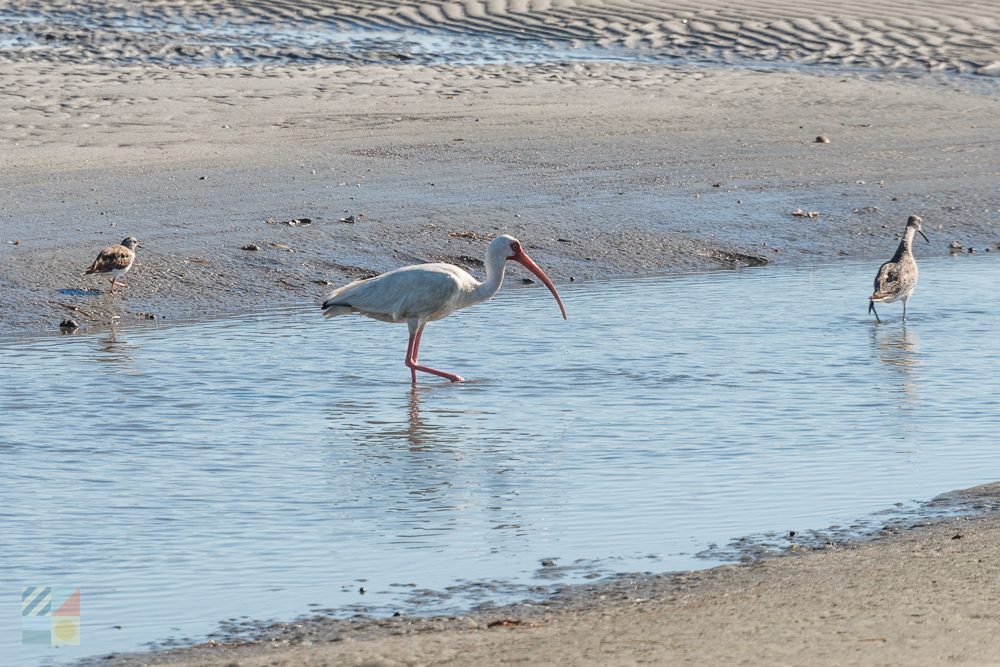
[[2, 0, 1000, 71]]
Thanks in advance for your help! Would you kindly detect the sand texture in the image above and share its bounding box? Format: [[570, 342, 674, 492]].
[[3, 0, 1000, 72], [3, 61, 1000, 335]]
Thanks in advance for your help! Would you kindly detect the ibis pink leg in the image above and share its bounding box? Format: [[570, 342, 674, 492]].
[[405, 329, 465, 383]]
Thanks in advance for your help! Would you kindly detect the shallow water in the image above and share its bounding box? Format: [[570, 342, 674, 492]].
[[0, 2, 975, 74], [5, 254, 1000, 665], [0, 4, 650, 67]]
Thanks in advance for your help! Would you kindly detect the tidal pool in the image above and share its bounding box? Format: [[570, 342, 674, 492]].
[[4, 254, 1000, 665]]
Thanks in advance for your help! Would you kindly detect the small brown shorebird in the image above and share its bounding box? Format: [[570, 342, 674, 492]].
[[84, 237, 140, 295], [869, 216, 929, 322]]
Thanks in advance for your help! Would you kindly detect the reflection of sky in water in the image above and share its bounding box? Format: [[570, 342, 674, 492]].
[[0, 7, 616, 65], [4, 256, 1000, 665]]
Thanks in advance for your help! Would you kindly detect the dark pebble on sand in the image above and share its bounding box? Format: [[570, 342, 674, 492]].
[[816, 135, 830, 143], [241, 244, 260, 252], [393, 611, 402, 617], [313, 279, 332, 286], [522, 278, 536, 284], [199, 176, 207, 180], [59, 319, 79, 330], [340, 215, 357, 224]]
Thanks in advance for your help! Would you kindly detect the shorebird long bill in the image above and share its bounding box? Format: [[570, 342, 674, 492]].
[[918, 230, 930, 243], [508, 246, 568, 320]]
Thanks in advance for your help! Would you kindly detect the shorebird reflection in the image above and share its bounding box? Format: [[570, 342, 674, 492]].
[[870, 324, 921, 406], [92, 326, 138, 368]]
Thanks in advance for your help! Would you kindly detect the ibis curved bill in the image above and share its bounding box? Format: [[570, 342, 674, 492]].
[[321, 235, 566, 383]]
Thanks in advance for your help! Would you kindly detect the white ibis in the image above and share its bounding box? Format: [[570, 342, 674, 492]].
[[84, 236, 140, 295], [869, 215, 929, 322], [321, 235, 567, 383]]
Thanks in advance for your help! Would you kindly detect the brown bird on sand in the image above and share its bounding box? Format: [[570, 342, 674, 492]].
[[869, 216, 928, 322], [84, 237, 140, 295]]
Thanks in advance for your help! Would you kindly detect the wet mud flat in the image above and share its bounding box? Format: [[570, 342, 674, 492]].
[[82, 483, 1000, 667], [3, 61, 1000, 337]]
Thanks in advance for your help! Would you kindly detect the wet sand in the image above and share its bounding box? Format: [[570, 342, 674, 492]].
[[86, 483, 1000, 666], [4, 0, 1000, 72], [3, 61, 1000, 335]]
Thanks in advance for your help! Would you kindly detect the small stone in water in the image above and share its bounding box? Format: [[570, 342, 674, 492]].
[[241, 244, 260, 252], [359, 587, 367, 594], [59, 319, 79, 330], [393, 611, 402, 617], [521, 278, 536, 284]]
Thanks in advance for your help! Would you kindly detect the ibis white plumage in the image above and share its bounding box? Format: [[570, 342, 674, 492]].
[[321, 235, 567, 383]]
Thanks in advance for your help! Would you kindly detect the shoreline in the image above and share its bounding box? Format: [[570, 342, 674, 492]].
[[3, 61, 1000, 338], [83, 481, 1000, 666]]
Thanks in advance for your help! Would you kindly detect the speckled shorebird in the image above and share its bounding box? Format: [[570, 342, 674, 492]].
[[869, 216, 929, 322], [84, 236, 139, 295]]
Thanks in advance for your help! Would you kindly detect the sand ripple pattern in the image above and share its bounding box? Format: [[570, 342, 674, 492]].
[[1, 0, 1000, 73]]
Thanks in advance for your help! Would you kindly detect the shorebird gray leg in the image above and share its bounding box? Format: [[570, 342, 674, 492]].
[[869, 300, 881, 324], [902, 297, 908, 321]]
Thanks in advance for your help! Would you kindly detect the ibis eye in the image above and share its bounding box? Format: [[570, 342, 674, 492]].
[[511, 243, 519, 252]]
